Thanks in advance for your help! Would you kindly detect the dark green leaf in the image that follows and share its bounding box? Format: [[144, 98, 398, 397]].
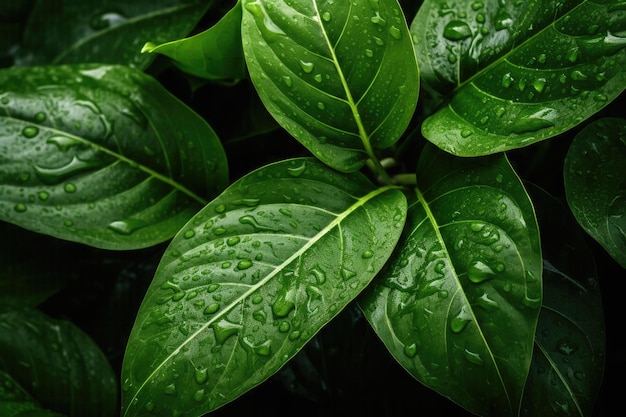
[[521, 185, 605, 417], [15, 0, 211, 69], [564, 117, 626, 268], [415, 0, 626, 156], [360, 145, 542, 417], [121, 158, 407, 416], [0, 370, 67, 417], [0, 307, 117, 417], [241, 0, 419, 172], [142, 1, 246, 80], [0, 64, 228, 250]]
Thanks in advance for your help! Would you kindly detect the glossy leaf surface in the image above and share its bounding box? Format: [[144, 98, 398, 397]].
[[521, 185, 605, 417], [564, 117, 626, 268], [0, 308, 117, 417], [415, 0, 626, 156], [121, 158, 407, 416], [15, 0, 211, 69], [0, 64, 228, 250], [241, 0, 419, 172], [360, 146, 542, 417], [142, 1, 246, 80]]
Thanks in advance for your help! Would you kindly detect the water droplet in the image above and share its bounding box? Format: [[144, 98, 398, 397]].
[[282, 75, 293, 87], [556, 337, 578, 355], [37, 191, 49, 201], [243, 337, 272, 356], [460, 129, 473, 138], [443, 21, 472, 41], [313, 73, 323, 82], [193, 389, 205, 402], [184, 230, 195, 239], [90, 11, 126, 30], [365, 48, 374, 57], [317, 102, 325, 110], [34, 112, 46, 122], [450, 305, 472, 333], [227, 236, 240, 246], [495, 11, 513, 30], [108, 219, 147, 235], [404, 343, 418, 358], [163, 383, 177, 396], [211, 319, 242, 344], [33, 156, 101, 185], [477, 292, 499, 310], [388, 26, 402, 39], [371, 12, 386, 26], [13, 203, 27, 213], [341, 268, 357, 280], [571, 70, 588, 81], [253, 309, 267, 324], [288, 330, 301, 341], [533, 78, 546, 92], [145, 402, 155, 412], [299, 60, 315, 73], [237, 259, 253, 270], [502, 73, 514, 88], [122, 377, 132, 392], [464, 349, 484, 366], [322, 11, 331, 22], [221, 261, 232, 269], [272, 288, 296, 318], [511, 109, 555, 134], [22, 126, 39, 138], [362, 250, 373, 259], [374, 36, 384, 45], [467, 260, 496, 283], [278, 321, 290, 332]]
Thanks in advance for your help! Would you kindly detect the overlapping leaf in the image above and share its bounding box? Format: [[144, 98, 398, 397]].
[[241, 0, 419, 172], [121, 158, 407, 417], [359, 145, 542, 417], [15, 0, 212, 69], [142, 1, 246, 81], [414, 0, 626, 156], [0, 307, 117, 417], [564, 117, 626, 268], [521, 185, 605, 417], [0, 64, 228, 250]]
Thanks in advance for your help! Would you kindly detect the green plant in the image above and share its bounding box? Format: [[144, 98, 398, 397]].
[[1, 0, 624, 416]]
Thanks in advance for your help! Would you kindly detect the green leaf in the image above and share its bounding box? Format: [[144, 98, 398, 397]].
[[15, 0, 212, 69], [0, 370, 67, 417], [241, 0, 419, 172], [521, 184, 605, 417], [0, 64, 228, 250], [121, 158, 407, 416], [0, 307, 117, 417], [564, 117, 626, 268], [142, 1, 246, 80], [415, 0, 626, 156], [359, 145, 542, 417]]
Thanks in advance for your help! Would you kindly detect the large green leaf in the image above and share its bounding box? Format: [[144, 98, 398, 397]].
[[521, 185, 605, 417], [0, 64, 228, 250], [121, 158, 407, 417], [241, 0, 419, 172], [142, 1, 246, 81], [564, 117, 626, 268], [15, 0, 212, 69], [0, 307, 117, 417], [415, 0, 626, 156], [359, 145, 542, 417]]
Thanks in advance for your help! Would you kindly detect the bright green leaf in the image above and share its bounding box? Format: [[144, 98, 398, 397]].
[[121, 158, 407, 416], [15, 0, 212, 69], [0, 307, 117, 417], [359, 145, 542, 417], [521, 185, 605, 417], [0, 64, 228, 250], [142, 1, 246, 80], [241, 0, 419, 172], [564, 117, 626, 268], [415, 0, 626, 156]]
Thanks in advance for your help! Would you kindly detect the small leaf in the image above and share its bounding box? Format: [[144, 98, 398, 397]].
[[360, 145, 542, 417], [241, 0, 419, 172], [564, 117, 626, 268], [0, 64, 228, 250], [415, 0, 626, 156], [142, 1, 246, 80], [121, 157, 407, 416], [0, 307, 117, 417], [521, 185, 605, 417], [15, 0, 211, 69]]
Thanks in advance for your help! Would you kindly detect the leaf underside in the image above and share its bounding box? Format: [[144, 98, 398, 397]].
[[564, 117, 626, 268], [360, 145, 542, 417], [415, 0, 626, 156], [0, 64, 228, 250], [241, 0, 419, 172], [121, 158, 407, 417]]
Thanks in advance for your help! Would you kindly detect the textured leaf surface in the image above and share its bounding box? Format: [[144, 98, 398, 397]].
[[415, 0, 626, 156], [564, 117, 626, 268], [0, 64, 227, 250], [15, 0, 211, 69], [360, 146, 542, 417], [142, 1, 246, 80], [121, 158, 407, 416], [521, 185, 605, 417], [241, 0, 419, 172], [0, 308, 117, 417]]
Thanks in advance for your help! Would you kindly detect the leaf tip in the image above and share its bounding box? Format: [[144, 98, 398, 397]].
[[141, 42, 157, 54]]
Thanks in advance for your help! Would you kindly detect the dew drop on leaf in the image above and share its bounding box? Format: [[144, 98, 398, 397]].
[[467, 260, 496, 283], [450, 305, 472, 333], [22, 126, 39, 138], [443, 20, 472, 41], [13, 203, 27, 213]]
